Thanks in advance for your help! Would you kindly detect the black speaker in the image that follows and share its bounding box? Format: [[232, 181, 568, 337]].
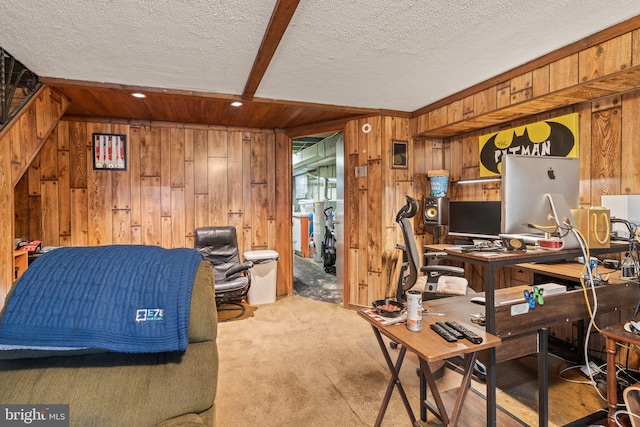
[[423, 197, 449, 225]]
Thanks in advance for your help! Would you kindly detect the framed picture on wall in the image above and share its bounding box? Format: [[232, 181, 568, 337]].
[[92, 133, 127, 170], [391, 139, 408, 168]]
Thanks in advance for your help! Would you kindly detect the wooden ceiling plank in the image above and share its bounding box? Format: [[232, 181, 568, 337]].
[[415, 64, 640, 138], [241, 0, 301, 101]]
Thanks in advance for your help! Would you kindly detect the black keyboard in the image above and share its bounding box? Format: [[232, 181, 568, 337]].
[[430, 322, 457, 342], [445, 321, 483, 344], [460, 246, 504, 253]]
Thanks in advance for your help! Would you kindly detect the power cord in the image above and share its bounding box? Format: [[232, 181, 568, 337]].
[[614, 409, 640, 426], [554, 221, 610, 401]]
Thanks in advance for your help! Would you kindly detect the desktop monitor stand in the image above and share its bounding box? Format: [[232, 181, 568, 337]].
[[546, 193, 581, 250]]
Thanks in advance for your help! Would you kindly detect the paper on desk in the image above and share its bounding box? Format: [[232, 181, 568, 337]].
[[362, 308, 406, 326]]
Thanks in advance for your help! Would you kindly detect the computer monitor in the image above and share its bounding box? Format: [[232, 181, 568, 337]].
[[448, 201, 501, 241], [501, 155, 580, 243]]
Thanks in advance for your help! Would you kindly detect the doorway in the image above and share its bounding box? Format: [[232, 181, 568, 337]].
[[292, 131, 344, 304]]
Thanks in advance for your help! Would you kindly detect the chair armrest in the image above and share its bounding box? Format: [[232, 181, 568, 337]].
[[424, 251, 449, 265], [225, 261, 254, 277], [425, 251, 448, 258], [421, 265, 465, 276]]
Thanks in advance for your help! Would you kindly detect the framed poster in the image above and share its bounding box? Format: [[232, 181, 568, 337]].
[[478, 112, 579, 177], [92, 133, 127, 170], [391, 140, 408, 168]]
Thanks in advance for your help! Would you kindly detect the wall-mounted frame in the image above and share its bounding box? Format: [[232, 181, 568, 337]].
[[92, 133, 127, 170], [391, 139, 408, 168]]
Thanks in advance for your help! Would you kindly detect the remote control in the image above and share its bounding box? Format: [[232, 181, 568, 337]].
[[445, 321, 483, 344], [430, 322, 458, 342], [436, 321, 463, 339]]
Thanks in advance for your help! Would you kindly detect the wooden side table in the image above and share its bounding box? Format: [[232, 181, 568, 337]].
[[359, 309, 502, 426], [601, 322, 640, 426]]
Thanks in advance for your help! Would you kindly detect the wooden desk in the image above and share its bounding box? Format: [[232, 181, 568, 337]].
[[428, 283, 640, 425], [359, 309, 502, 427], [600, 322, 640, 427], [425, 242, 629, 426], [517, 261, 639, 359], [517, 260, 625, 285]]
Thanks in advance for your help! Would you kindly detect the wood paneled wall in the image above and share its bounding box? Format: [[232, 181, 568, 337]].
[[343, 22, 640, 307], [6, 20, 640, 313], [407, 27, 640, 347], [15, 118, 293, 300], [340, 94, 640, 309], [413, 19, 640, 199], [412, 21, 640, 138], [445, 96, 640, 201], [0, 87, 68, 306], [343, 116, 447, 306]]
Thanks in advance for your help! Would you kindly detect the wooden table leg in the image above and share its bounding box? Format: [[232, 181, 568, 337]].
[[420, 358, 450, 426], [419, 353, 479, 427], [371, 326, 417, 427], [539, 328, 549, 427], [449, 352, 478, 426]]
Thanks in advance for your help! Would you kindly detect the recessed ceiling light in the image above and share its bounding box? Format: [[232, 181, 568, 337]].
[[231, 101, 243, 107], [131, 92, 146, 98]]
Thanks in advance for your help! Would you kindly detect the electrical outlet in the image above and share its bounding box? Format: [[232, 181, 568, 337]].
[[580, 361, 601, 377]]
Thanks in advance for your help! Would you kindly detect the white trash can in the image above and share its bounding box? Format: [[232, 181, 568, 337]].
[[244, 250, 280, 304]]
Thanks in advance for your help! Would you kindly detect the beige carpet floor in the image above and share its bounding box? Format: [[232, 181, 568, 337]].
[[215, 296, 609, 426]]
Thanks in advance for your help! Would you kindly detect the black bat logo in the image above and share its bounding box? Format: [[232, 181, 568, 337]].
[[480, 121, 576, 174]]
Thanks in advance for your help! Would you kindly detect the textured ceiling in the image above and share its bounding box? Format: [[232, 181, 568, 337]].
[[2, 0, 640, 114]]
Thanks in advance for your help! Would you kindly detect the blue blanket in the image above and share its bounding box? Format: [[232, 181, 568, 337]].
[[0, 245, 204, 353]]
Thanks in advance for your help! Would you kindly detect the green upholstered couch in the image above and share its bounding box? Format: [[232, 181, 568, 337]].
[[0, 261, 218, 427]]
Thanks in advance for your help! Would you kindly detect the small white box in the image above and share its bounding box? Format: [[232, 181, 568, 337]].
[[602, 195, 640, 239], [537, 282, 567, 296]]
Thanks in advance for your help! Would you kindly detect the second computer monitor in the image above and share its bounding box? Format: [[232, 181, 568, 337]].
[[448, 200, 501, 240]]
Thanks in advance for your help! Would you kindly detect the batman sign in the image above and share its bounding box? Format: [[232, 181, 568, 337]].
[[480, 120, 576, 175]]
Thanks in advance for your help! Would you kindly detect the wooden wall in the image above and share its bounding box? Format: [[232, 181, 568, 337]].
[[342, 20, 640, 309], [6, 19, 640, 314], [14, 118, 293, 300], [408, 25, 640, 348], [412, 22, 640, 139], [0, 87, 68, 306], [343, 116, 447, 307], [412, 21, 640, 250], [424, 23, 640, 213]]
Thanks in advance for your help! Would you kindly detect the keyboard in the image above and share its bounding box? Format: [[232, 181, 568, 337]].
[[499, 233, 545, 244], [445, 321, 483, 344], [460, 246, 504, 253]]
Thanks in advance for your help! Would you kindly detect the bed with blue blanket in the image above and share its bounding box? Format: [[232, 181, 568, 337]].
[[0, 245, 204, 354]]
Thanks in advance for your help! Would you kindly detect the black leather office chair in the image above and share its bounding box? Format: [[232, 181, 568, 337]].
[[194, 226, 253, 321], [395, 195, 467, 302]]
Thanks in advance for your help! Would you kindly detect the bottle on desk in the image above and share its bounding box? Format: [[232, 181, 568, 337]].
[[406, 290, 422, 332]]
